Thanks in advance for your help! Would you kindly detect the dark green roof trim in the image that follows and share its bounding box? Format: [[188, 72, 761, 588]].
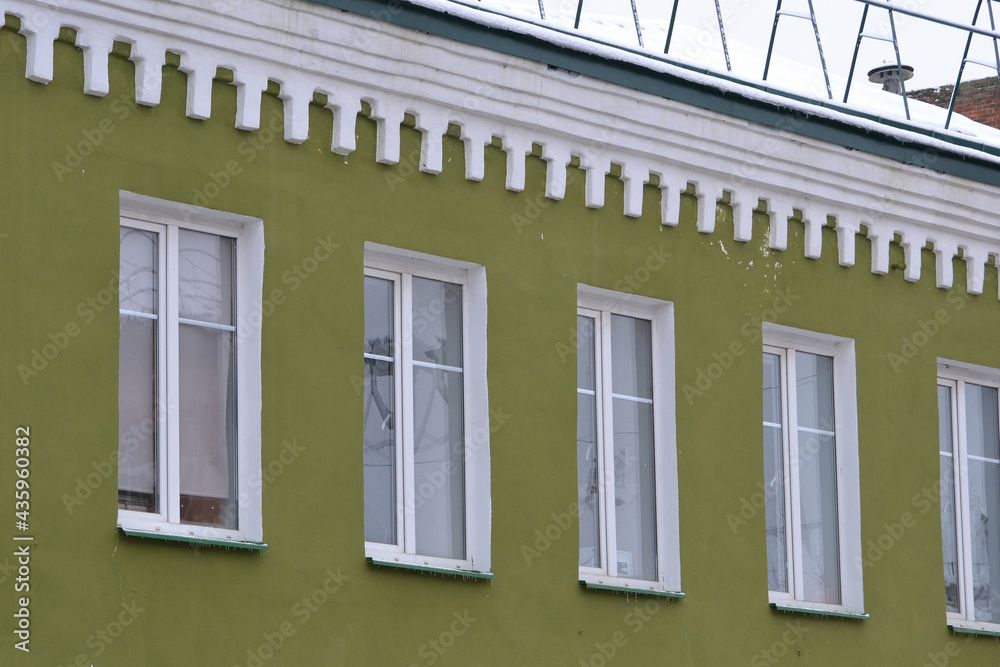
[[304, 0, 1000, 187]]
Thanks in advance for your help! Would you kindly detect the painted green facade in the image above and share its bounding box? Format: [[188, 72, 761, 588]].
[[1, 18, 999, 666]]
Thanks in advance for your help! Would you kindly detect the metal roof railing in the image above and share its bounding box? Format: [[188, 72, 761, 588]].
[[463, 0, 1000, 137]]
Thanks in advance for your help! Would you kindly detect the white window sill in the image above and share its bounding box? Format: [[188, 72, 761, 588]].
[[118, 526, 267, 551], [949, 620, 1000, 638], [579, 573, 683, 598], [580, 580, 685, 599], [366, 556, 493, 580], [769, 602, 868, 620]]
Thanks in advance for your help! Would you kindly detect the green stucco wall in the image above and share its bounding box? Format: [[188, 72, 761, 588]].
[[1, 23, 998, 666]]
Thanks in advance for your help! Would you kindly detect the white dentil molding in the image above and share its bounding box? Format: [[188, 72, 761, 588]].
[[4, 0, 1000, 297]]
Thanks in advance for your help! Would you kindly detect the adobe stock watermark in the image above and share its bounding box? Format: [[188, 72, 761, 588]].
[[62, 421, 305, 515], [51, 92, 134, 182], [407, 610, 477, 666], [17, 269, 122, 385], [510, 179, 576, 235], [887, 289, 970, 373], [521, 501, 579, 567], [921, 636, 977, 667], [58, 600, 145, 667], [725, 417, 832, 534], [553, 246, 672, 364], [18, 234, 337, 386], [235, 568, 349, 667], [682, 287, 799, 404], [192, 109, 285, 208], [404, 407, 509, 514], [854, 479, 942, 571], [749, 620, 809, 666], [578, 599, 662, 667]]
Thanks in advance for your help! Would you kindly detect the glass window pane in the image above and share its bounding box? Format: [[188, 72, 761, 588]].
[[795, 352, 835, 432], [794, 351, 841, 603], [412, 366, 465, 560], [576, 315, 602, 567], [966, 384, 1000, 623], [118, 314, 157, 513], [798, 431, 841, 604], [611, 315, 652, 400], [577, 315, 596, 392], [120, 227, 157, 314], [178, 229, 234, 326], [968, 456, 1000, 624], [365, 277, 394, 358], [763, 353, 782, 425], [764, 351, 787, 593], [939, 385, 961, 613], [364, 355, 396, 544], [966, 384, 1000, 460], [178, 324, 237, 530], [613, 397, 657, 581], [412, 278, 462, 369], [578, 393, 601, 568], [765, 425, 788, 592], [578, 314, 600, 568]]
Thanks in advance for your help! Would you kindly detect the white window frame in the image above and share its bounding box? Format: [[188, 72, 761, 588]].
[[763, 323, 864, 617], [576, 284, 681, 596], [363, 243, 491, 576], [938, 359, 1000, 635], [117, 192, 264, 548]]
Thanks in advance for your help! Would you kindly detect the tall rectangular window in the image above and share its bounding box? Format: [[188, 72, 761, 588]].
[[363, 245, 490, 576], [938, 362, 1000, 633], [577, 286, 680, 596], [762, 325, 863, 616], [117, 193, 264, 548]]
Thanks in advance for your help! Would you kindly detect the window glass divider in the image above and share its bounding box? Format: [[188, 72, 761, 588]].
[[400, 272, 416, 555], [598, 310, 618, 578]]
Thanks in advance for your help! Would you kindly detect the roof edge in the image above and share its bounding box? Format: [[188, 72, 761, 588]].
[[304, 0, 1000, 187]]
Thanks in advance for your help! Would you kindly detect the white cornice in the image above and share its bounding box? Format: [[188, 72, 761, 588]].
[[4, 0, 1000, 297]]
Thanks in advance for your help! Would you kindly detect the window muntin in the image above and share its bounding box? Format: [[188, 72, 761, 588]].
[[938, 366, 1000, 630], [363, 246, 489, 574], [577, 287, 680, 594], [117, 193, 263, 547], [762, 325, 863, 616]]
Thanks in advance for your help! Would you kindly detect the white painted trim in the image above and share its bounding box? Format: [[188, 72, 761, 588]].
[[577, 285, 681, 595], [762, 323, 864, 616], [117, 192, 265, 546], [936, 360, 1000, 628], [4, 0, 1000, 299], [364, 245, 491, 575]]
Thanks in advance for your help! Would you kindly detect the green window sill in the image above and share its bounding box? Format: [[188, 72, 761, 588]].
[[769, 602, 868, 620], [118, 527, 268, 551], [950, 624, 1000, 638], [581, 580, 685, 598], [366, 557, 493, 579]]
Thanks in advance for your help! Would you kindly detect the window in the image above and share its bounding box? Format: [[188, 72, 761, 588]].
[[938, 361, 1000, 633], [117, 192, 264, 548], [762, 324, 864, 616], [363, 244, 490, 576], [576, 285, 681, 595]]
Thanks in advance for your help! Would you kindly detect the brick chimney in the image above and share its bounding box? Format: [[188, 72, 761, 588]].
[[909, 76, 1000, 129]]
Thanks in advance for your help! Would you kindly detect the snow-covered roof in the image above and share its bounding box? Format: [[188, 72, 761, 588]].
[[431, 0, 1000, 155]]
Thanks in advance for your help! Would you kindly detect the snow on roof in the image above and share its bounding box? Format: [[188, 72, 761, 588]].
[[421, 0, 1000, 160]]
